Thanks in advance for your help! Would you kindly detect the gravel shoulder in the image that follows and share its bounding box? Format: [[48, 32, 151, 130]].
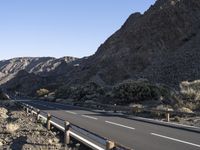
[[0, 100, 64, 150]]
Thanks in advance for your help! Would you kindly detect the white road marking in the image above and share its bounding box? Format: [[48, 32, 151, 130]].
[[65, 111, 77, 115], [82, 115, 98, 120], [151, 133, 200, 148], [105, 121, 135, 130]]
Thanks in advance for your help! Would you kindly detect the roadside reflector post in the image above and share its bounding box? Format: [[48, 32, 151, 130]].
[[106, 140, 115, 150], [31, 107, 33, 115], [47, 113, 51, 130], [26, 107, 29, 115], [64, 121, 70, 145], [23, 106, 25, 111], [36, 109, 40, 123], [166, 108, 170, 122], [114, 104, 117, 113]]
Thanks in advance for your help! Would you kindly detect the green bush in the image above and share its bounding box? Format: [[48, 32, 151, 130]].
[[112, 80, 170, 105], [55, 86, 76, 99], [55, 82, 105, 101]]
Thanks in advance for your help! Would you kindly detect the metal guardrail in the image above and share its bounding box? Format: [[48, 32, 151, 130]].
[[67, 101, 200, 123], [15, 101, 133, 150]]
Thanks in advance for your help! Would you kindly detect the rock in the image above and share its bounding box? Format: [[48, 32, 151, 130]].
[[48, 139, 53, 145], [0, 139, 3, 146], [35, 131, 40, 135], [53, 138, 59, 143], [0, 107, 8, 119]]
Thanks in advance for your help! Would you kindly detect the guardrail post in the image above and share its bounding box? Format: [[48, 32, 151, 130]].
[[166, 111, 170, 122], [114, 104, 117, 113], [64, 121, 70, 145], [31, 107, 33, 115], [26, 107, 29, 115], [106, 140, 115, 150], [47, 113, 51, 130], [36, 109, 40, 123]]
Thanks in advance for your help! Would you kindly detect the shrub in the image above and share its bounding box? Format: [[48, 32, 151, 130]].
[[55, 86, 77, 99], [36, 88, 49, 97], [180, 80, 200, 101], [55, 82, 105, 102], [112, 80, 170, 105], [177, 107, 193, 113]]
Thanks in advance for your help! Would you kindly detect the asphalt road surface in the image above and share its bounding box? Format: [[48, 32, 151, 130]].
[[20, 100, 200, 150]]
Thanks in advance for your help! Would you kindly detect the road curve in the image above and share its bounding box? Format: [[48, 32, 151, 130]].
[[20, 100, 200, 150]]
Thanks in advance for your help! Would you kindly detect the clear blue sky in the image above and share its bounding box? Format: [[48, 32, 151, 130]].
[[0, 0, 155, 60]]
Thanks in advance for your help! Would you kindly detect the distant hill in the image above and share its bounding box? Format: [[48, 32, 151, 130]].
[[0, 57, 77, 85]]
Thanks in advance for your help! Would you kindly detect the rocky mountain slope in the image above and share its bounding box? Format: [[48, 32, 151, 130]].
[[48, 0, 200, 88], [2, 0, 200, 96], [0, 57, 76, 85]]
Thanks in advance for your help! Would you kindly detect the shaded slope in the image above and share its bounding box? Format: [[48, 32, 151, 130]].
[[55, 0, 200, 88]]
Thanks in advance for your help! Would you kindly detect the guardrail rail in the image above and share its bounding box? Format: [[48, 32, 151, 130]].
[[15, 101, 133, 150]]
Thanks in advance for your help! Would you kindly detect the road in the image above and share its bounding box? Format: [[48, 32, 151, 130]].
[[20, 100, 200, 150]]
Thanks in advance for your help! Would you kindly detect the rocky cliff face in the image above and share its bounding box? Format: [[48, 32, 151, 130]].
[[2, 0, 200, 95]]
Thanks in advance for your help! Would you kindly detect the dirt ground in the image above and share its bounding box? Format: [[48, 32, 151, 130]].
[[0, 101, 65, 150]]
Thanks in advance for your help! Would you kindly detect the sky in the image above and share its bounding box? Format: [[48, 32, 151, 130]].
[[0, 0, 156, 60]]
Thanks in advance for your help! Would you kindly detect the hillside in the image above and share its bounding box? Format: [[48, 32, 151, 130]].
[[42, 0, 200, 89], [0, 57, 77, 85], [2, 0, 200, 99]]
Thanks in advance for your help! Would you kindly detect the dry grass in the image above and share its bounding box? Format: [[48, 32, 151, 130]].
[[5, 123, 19, 134], [177, 107, 193, 113], [180, 80, 200, 101]]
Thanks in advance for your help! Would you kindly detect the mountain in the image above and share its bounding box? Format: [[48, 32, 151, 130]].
[[0, 57, 77, 85], [51, 0, 200, 88], [2, 0, 200, 96], [0, 57, 77, 95]]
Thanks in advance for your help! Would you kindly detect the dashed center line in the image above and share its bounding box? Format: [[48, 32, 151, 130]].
[[105, 121, 135, 130], [65, 111, 77, 115], [82, 115, 98, 120], [151, 133, 200, 148]]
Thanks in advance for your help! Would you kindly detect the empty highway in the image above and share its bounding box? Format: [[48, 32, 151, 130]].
[[20, 100, 200, 150]]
